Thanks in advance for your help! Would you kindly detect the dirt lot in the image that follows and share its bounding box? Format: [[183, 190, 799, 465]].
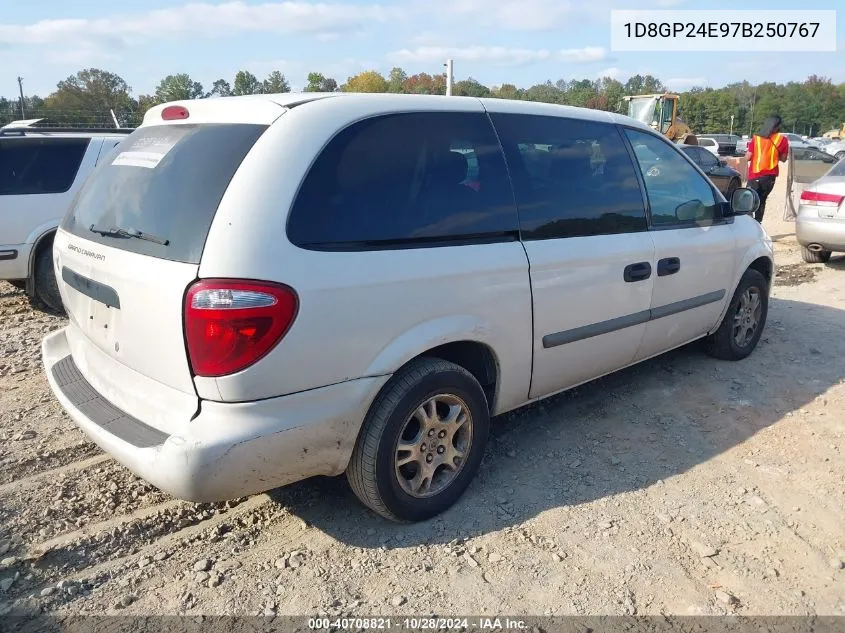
[[0, 176, 843, 617]]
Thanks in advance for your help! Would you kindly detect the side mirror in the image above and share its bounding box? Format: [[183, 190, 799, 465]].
[[730, 187, 760, 215]]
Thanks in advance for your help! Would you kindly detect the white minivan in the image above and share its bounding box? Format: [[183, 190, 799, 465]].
[[42, 93, 773, 522], [0, 124, 129, 310]]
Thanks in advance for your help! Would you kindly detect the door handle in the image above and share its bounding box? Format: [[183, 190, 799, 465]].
[[623, 262, 652, 282], [657, 257, 681, 276]]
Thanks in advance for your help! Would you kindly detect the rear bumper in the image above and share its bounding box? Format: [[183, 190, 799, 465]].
[[0, 242, 32, 281], [796, 216, 845, 252], [42, 327, 389, 502]]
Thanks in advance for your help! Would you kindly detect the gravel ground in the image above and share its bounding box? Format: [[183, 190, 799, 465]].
[[0, 176, 843, 617]]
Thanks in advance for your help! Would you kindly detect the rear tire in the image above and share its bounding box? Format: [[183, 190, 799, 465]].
[[347, 357, 489, 522], [706, 269, 768, 361], [835, 151, 845, 161], [34, 246, 63, 313], [801, 246, 831, 264]]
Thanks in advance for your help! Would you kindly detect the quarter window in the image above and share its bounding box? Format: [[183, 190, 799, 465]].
[[0, 138, 90, 195], [625, 129, 721, 226], [491, 113, 647, 239], [287, 112, 518, 250]]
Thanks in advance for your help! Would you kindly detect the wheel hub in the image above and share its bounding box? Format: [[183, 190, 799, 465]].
[[394, 394, 473, 498]]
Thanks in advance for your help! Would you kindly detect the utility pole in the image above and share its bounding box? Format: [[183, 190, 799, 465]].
[[17, 76, 25, 119], [444, 59, 453, 96], [749, 86, 756, 136], [730, 115, 734, 137]]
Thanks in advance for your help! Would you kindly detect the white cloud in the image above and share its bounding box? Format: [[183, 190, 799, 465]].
[[0, 1, 398, 46], [560, 47, 607, 63], [389, 46, 606, 66], [432, 0, 577, 31], [596, 67, 629, 81], [0, 0, 658, 50], [44, 44, 121, 67]]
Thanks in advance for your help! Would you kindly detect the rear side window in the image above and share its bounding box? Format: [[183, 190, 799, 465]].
[[0, 138, 89, 195], [287, 112, 518, 250], [490, 113, 647, 240], [62, 124, 267, 264]]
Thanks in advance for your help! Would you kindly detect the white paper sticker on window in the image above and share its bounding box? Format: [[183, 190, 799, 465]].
[[111, 131, 184, 169], [111, 151, 169, 169]]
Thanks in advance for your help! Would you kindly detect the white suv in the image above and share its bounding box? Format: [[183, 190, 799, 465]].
[[41, 94, 773, 522], [0, 123, 130, 311]]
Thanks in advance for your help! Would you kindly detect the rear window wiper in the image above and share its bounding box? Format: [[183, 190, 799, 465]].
[[89, 224, 169, 246]]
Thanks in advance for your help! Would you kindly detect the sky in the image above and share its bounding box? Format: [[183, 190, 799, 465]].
[[0, 0, 842, 98]]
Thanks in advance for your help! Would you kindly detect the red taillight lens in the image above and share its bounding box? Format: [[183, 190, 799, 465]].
[[800, 190, 844, 207], [162, 105, 190, 120], [184, 280, 298, 377]]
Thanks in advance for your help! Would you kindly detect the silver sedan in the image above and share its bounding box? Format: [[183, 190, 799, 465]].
[[796, 157, 845, 263]]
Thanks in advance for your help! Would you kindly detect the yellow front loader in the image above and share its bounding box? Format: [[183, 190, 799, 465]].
[[623, 93, 698, 145]]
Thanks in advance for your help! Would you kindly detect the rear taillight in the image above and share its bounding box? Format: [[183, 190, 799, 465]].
[[800, 190, 844, 207], [184, 280, 298, 377]]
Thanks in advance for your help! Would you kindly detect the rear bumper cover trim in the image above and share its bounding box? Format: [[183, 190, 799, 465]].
[[51, 355, 168, 448]]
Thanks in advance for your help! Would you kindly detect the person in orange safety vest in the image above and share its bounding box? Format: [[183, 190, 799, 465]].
[[745, 115, 789, 223]]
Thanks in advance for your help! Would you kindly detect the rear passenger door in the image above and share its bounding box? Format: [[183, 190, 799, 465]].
[[489, 112, 655, 399], [283, 109, 534, 413], [623, 128, 737, 361]]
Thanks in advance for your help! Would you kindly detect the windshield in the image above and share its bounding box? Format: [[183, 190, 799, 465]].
[[61, 123, 267, 264], [627, 97, 659, 124]]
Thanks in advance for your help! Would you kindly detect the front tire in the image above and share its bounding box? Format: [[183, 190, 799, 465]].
[[706, 269, 769, 361], [801, 246, 832, 264], [34, 247, 63, 313], [347, 357, 490, 522], [835, 151, 845, 161]]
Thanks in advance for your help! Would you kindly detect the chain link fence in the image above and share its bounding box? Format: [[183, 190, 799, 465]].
[[0, 107, 142, 129]]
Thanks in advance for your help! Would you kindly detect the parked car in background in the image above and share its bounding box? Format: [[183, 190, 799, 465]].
[[41, 93, 773, 523], [697, 134, 737, 156], [822, 140, 845, 161], [0, 121, 130, 311], [696, 136, 720, 156], [681, 145, 743, 197], [736, 137, 750, 155], [795, 156, 845, 263], [783, 133, 818, 151]]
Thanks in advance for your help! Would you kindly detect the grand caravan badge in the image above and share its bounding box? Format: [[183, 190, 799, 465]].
[[68, 244, 105, 261]]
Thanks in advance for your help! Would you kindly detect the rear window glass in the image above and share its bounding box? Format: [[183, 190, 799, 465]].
[[0, 137, 90, 195], [61, 124, 267, 264]]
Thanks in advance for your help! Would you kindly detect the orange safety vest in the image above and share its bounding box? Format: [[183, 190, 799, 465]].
[[750, 133, 785, 178]]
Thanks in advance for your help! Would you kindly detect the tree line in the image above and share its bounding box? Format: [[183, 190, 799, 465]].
[[2, 67, 844, 136]]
